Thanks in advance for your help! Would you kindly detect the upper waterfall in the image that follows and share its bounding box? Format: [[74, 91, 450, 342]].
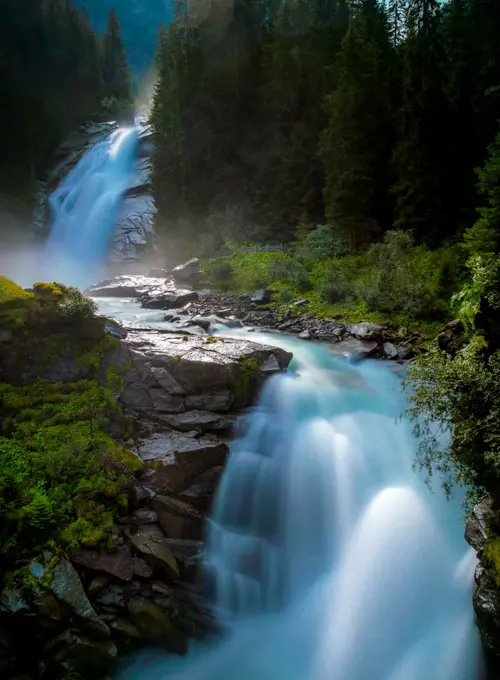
[[43, 124, 139, 287]]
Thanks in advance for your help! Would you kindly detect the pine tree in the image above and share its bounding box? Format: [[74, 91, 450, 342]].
[[102, 8, 133, 107], [319, 9, 392, 251]]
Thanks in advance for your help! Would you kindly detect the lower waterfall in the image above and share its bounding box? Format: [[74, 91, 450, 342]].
[[114, 330, 484, 680]]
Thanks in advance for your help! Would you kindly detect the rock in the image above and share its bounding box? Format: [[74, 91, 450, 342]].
[[123, 331, 292, 403], [473, 565, 500, 665], [71, 547, 153, 582], [185, 390, 235, 412], [278, 320, 294, 330], [382, 342, 399, 360], [88, 575, 110, 597], [171, 258, 200, 284], [349, 322, 384, 341], [131, 508, 159, 525], [293, 299, 308, 307], [51, 560, 97, 621], [186, 316, 212, 332], [150, 388, 185, 413], [142, 290, 199, 310], [0, 330, 13, 342], [148, 268, 169, 278], [137, 430, 228, 481], [298, 329, 311, 340], [103, 317, 128, 339], [129, 479, 156, 509], [126, 525, 180, 580], [109, 617, 142, 642], [128, 597, 187, 653], [95, 584, 127, 612], [151, 495, 204, 540], [445, 319, 464, 334], [110, 194, 156, 263], [250, 290, 272, 305], [86, 275, 170, 298], [46, 631, 117, 678], [465, 496, 495, 553], [156, 410, 236, 433], [179, 466, 224, 510]]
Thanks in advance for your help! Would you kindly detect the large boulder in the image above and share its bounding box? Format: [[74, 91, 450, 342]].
[[141, 290, 199, 310], [71, 547, 152, 582], [86, 275, 171, 298], [171, 258, 200, 284], [122, 331, 292, 407]]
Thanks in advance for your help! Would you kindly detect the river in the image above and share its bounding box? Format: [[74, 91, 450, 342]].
[[92, 299, 484, 680]]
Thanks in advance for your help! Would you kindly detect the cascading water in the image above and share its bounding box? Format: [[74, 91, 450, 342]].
[[111, 322, 484, 680], [42, 124, 139, 287]]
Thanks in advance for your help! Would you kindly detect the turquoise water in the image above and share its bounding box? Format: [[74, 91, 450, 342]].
[[113, 329, 484, 680], [43, 125, 139, 287]]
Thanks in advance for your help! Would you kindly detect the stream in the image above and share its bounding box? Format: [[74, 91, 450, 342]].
[[94, 299, 484, 680], [38, 124, 485, 680]]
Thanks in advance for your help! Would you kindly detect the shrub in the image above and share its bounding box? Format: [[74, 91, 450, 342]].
[[405, 338, 499, 508], [304, 224, 350, 258], [55, 283, 98, 321]]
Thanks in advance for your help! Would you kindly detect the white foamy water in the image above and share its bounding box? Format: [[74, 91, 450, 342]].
[[110, 325, 483, 680], [41, 125, 139, 287]]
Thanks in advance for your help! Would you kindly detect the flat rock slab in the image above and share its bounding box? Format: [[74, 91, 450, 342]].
[[138, 431, 228, 469], [72, 548, 153, 582], [124, 331, 292, 396], [86, 275, 179, 298]]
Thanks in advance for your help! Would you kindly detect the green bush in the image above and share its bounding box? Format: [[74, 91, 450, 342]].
[[304, 224, 350, 258], [55, 283, 98, 321], [405, 337, 499, 507]]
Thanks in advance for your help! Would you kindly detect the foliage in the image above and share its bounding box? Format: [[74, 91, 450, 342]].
[[0, 278, 139, 563], [484, 533, 500, 586], [0, 0, 133, 197], [151, 0, 500, 254], [204, 233, 461, 327], [404, 339, 498, 508], [452, 255, 500, 328]]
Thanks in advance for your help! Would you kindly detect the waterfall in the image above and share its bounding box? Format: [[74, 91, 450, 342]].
[[43, 124, 139, 287], [115, 330, 484, 680]]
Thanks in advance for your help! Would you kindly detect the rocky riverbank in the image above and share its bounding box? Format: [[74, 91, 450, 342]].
[[86, 261, 436, 362], [0, 275, 291, 680]]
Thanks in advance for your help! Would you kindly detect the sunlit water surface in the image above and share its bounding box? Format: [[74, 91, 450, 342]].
[[97, 299, 484, 680]]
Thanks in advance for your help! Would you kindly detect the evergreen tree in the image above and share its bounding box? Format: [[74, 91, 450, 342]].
[[102, 8, 133, 107], [320, 8, 392, 251]]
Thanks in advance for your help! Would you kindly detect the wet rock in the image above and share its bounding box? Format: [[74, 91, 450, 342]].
[[46, 631, 118, 678], [51, 560, 97, 621], [148, 268, 169, 278], [95, 584, 127, 612], [186, 316, 211, 331], [250, 290, 272, 305], [466, 496, 495, 553], [128, 597, 187, 653], [171, 258, 200, 285], [382, 342, 399, 360], [88, 575, 110, 597], [109, 617, 142, 643], [293, 299, 308, 307], [142, 290, 198, 310], [86, 275, 164, 298], [348, 322, 384, 341], [179, 466, 224, 511], [151, 495, 204, 540], [71, 548, 153, 582], [150, 389, 185, 413], [129, 479, 155, 509], [184, 390, 235, 412], [123, 331, 292, 401], [298, 329, 311, 340], [473, 565, 500, 665], [157, 410, 236, 433], [126, 525, 180, 580]]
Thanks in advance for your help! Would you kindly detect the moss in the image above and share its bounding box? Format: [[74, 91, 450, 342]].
[[0, 279, 142, 567], [235, 357, 261, 400], [33, 282, 63, 299], [0, 275, 35, 327], [484, 533, 500, 585]]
